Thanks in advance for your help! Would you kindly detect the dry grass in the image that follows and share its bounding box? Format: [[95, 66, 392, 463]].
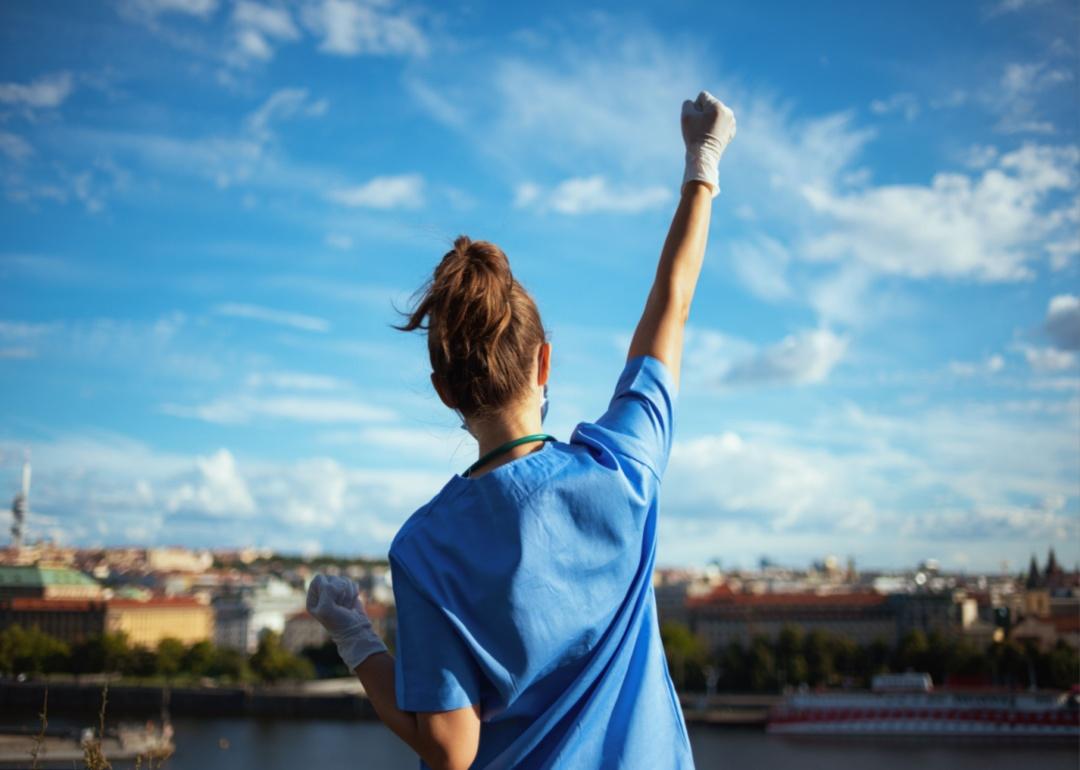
[[82, 682, 112, 770], [29, 688, 46, 770], [25, 680, 173, 770]]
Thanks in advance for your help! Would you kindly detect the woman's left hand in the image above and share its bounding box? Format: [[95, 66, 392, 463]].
[[306, 573, 388, 670]]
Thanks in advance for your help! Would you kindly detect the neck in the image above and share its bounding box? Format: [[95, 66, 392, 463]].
[[467, 400, 544, 476]]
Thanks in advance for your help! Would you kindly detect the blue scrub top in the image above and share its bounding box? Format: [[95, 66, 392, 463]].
[[389, 355, 694, 769]]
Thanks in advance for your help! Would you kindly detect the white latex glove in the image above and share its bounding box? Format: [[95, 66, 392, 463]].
[[681, 90, 736, 197], [306, 574, 388, 671]]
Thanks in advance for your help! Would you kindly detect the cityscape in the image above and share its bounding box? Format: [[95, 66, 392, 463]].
[[2, 446, 1077, 694], [1, 535, 1076, 690], [2, 0, 1078, 766]]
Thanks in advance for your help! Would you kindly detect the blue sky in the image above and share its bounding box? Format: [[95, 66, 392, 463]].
[[1, 0, 1077, 571]]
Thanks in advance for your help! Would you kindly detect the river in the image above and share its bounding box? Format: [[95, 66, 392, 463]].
[[102, 717, 1076, 769]]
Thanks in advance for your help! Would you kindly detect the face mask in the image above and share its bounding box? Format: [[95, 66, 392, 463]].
[[458, 384, 549, 431]]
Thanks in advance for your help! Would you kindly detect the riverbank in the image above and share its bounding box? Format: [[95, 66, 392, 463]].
[[0, 679, 376, 720], [0, 679, 779, 726]]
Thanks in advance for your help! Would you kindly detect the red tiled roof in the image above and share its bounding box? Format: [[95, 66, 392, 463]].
[[688, 591, 887, 609], [106, 597, 208, 609], [1052, 615, 1080, 634], [4, 598, 105, 611]]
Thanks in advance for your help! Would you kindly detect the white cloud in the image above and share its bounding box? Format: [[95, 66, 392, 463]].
[[117, 0, 218, 21], [0, 312, 234, 380], [723, 328, 848, 386], [1019, 344, 1077, 372], [245, 88, 328, 140], [166, 448, 256, 517], [0, 347, 35, 359], [516, 176, 672, 215], [0, 72, 74, 109], [672, 326, 849, 389], [302, 0, 427, 57], [324, 233, 353, 250], [328, 174, 423, 209], [1045, 294, 1080, 350], [161, 394, 396, 425], [949, 354, 1005, 377], [988, 0, 1050, 14], [1001, 61, 1071, 95], [213, 301, 330, 332], [404, 78, 467, 128], [234, 1, 298, 39], [802, 144, 1079, 281], [0, 132, 33, 161], [0, 433, 446, 552], [236, 28, 273, 60], [245, 371, 346, 390], [869, 92, 919, 122], [805, 264, 878, 327], [996, 61, 1073, 134], [659, 398, 1079, 562], [231, 1, 301, 64], [728, 235, 792, 301]]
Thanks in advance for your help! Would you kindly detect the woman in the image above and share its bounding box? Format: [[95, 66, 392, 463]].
[[307, 91, 736, 769]]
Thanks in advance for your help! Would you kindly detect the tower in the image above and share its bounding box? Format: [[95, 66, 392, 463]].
[[10, 453, 29, 550]]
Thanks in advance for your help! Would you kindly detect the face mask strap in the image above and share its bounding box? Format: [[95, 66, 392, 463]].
[[457, 384, 550, 431]]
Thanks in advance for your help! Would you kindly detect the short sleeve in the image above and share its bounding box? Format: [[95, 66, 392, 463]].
[[392, 562, 482, 713], [574, 355, 676, 478]]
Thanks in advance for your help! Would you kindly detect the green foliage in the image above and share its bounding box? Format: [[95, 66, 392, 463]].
[[301, 640, 350, 678], [181, 640, 216, 678], [155, 638, 186, 679], [249, 631, 315, 683], [660, 622, 707, 691], [71, 632, 131, 675], [0, 625, 70, 675], [661, 623, 1080, 694]]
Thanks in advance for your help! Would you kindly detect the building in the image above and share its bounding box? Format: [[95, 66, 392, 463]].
[[281, 611, 328, 653], [888, 592, 957, 641], [212, 593, 252, 651], [146, 548, 213, 573], [213, 578, 306, 653], [0, 565, 103, 601], [0, 598, 106, 643], [105, 597, 213, 647], [687, 589, 896, 651]]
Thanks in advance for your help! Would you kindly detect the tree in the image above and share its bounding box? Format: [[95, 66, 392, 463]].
[[71, 632, 131, 675], [804, 630, 836, 687], [250, 631, 314, 683], [747, 636, 776, 692], [895, 630, 930, 675], [156, 638, 186, 679], [660, 622, 707, 691], [207, 646, 251, 682], [124, 645, 158, 678], [775, 625, 808, 687], [0, 625, 70, 675], [183, 640, 217, 678], [1042, 641, 1078, 690], [301, 640, 350, 678]]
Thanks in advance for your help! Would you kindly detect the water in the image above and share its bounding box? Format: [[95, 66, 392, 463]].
[[104, 717, 1077, 769]]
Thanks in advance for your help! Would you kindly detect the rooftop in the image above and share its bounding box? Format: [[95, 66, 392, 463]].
[[0, 565, 100, 589]]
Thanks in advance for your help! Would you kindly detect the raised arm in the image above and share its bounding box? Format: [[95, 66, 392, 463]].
[[627, 92, 735, 390]]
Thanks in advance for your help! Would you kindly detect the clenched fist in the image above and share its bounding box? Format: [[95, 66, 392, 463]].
[[306, 574, 388, 671], [682, 91, 736, 197]]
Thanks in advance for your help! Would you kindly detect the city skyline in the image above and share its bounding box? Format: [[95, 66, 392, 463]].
[[1, 0, 1078, 570]]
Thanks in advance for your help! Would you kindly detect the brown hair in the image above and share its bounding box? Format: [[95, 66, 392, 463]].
[[396, 235, 547, 417]]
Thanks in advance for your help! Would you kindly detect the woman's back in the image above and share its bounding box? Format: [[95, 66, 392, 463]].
[[305, 91, 735, 769], [390, 355, 694, 769]]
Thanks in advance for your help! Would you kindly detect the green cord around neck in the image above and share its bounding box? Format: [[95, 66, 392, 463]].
[[463, 433, 556, 478]]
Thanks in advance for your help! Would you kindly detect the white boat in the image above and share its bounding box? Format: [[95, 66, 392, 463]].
[[767, 673, 1080, 738]]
